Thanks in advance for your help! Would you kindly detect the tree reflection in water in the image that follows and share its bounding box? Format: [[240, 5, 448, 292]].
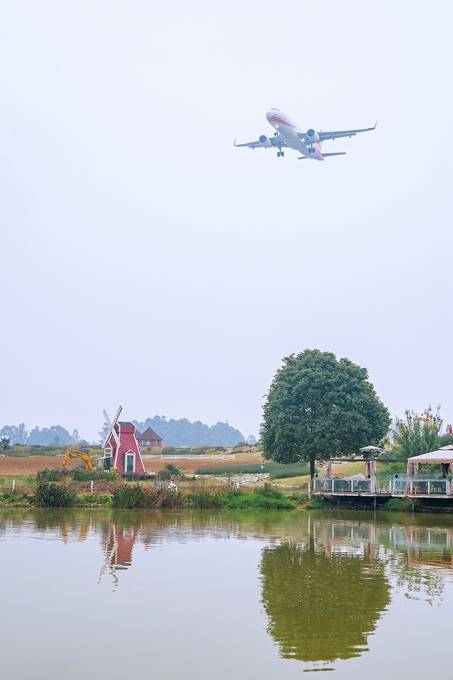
[[260, 536, 390, 663], [0, 508, 451, 644]]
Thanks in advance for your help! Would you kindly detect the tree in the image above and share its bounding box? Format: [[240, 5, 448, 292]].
[[27, 425, 74, 446], [391, 406, 442, 459], [0, 437, 10, 451], [98, 421, 110, 444], [261, 349, 390, 479], [0, 424, 28, 445]]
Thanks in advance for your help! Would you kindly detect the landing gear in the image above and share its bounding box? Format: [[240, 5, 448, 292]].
[[277, 150, 285, 157]]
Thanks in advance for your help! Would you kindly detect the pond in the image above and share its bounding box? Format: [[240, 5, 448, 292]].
[[1, 508, 453, 678]]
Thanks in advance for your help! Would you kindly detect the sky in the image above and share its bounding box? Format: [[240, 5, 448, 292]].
[[1, 0, 453, 441]]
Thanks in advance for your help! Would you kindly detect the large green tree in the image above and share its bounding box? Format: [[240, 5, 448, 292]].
[[261, 349, 390, 478]]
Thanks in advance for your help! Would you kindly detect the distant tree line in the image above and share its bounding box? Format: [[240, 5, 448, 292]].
[[0, 423, 80, 447], [2, 415, 245, 449], [132, 416, 244, 448]]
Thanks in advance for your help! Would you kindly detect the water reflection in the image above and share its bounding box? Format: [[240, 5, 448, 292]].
[[260, 537, 390, 663], [1, 509, 453, 669]]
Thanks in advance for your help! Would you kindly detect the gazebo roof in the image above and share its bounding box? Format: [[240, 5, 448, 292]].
[[408, 446, 453, 464]]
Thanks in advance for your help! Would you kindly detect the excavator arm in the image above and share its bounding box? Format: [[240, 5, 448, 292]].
[[63, 449, 95, 472]]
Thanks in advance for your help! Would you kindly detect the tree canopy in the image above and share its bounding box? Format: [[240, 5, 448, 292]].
[[0, 423, 77, 446], [261, 349, 390, 476], [391, 406, 443, 459]]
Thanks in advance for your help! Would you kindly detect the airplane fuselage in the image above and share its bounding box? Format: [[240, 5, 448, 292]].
[[266, 109, 324, 160]]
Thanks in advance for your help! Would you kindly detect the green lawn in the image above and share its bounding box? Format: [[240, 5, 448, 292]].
[[195, 461, 309, 479]]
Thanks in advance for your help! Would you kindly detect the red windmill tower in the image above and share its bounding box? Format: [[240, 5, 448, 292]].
[[102, 405, 145, 476]]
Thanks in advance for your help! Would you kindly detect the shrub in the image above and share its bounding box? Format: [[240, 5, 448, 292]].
[[157, 464, 181, 480], [34, 482, 75, 507], [75, 493, 113, 507], [37, 469, 69, 482], [0, 492, 31, 506], [112, 485, 148, 508], [189, 492, 224, 509], [385, 497, 412, 512], [288, 492, 309, 504], [72, 468, 116, 482], [112, 485, 186, 509], [164, 464, 181, 478]]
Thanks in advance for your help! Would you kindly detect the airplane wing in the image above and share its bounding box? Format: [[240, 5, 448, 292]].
[[234, 135, 287, 149], [318, 122, 377, 142]]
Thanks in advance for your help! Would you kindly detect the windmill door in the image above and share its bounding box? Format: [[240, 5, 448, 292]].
[[125, 453, 135, 475]]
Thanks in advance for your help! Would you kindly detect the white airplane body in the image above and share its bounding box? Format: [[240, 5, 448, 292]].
[[235, 109, 376, 161]]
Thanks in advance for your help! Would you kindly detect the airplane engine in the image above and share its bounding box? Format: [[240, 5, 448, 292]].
[[306, 128, 320, 143], [259, 134, 272, 148]]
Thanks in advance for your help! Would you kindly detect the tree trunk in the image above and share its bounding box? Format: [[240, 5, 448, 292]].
[[310, 457, 315, 481]]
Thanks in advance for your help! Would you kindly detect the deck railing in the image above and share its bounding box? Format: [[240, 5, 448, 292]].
[[407, 479, 450, 495], [313, 477, 452, 496]]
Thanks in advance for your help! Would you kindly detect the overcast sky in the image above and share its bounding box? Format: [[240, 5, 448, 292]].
[[1, 0, 452, 441]]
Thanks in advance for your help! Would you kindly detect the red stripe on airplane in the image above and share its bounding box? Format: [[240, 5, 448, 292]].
[[268, 115, 295, 128]]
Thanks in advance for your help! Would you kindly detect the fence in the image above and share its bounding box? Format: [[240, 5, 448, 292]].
[[313, 477, 452, 496], [408, 479, 450, 495]]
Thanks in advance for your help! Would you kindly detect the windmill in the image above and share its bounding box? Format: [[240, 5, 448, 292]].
[[101, 405, 146, 476]]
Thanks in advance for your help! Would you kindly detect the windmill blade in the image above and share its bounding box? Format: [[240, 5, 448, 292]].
[[111, 405, 123, 428], [102, 407, 121, 447], [103, 409, 112, 428]]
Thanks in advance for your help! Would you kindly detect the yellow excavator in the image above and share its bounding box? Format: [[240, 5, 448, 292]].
[[63, 448, 96, 473]]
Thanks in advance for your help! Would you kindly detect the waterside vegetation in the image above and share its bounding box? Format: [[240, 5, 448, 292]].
[[0, 481, 296, 510]]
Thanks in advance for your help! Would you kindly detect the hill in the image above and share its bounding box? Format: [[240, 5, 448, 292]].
[[133, 416, 244, 448]]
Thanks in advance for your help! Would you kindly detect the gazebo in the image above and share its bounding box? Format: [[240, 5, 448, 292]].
[[359, 446, 383, 483], [406, 445, 453, 495], [318, 445, 384, 494]]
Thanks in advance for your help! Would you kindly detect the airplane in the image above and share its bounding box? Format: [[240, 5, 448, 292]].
[[234, 109, 376, 161]]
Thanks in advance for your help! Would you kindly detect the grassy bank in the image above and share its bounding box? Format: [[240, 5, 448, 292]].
[[0, 482, 297, 510]]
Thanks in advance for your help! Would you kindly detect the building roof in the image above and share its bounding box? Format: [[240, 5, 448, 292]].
[[359, 445, 383, 452], [117, 421, 136, 433], [408, 446, 453, 464], [138, 427, 162, 442]]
